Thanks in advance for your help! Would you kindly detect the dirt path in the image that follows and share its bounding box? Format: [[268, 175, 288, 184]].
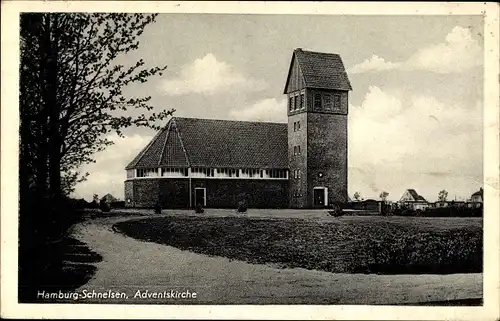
[[72, 216, 482, 305]]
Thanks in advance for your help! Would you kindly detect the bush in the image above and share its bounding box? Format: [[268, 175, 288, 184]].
[[154, 201, 162, 214], [237, 200, 247, 213], [327, 203, 343, 217], [195, 203, 204, 214], [99, 200, 110, 212]]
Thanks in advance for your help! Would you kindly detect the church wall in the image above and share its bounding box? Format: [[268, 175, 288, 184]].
[[124, 178, 288, 209]]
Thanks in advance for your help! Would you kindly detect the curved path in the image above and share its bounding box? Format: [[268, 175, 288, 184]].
[[72, 215, 482, 305]]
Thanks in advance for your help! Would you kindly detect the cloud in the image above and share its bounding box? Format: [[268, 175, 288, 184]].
[[72, 133, 153, 201], [348, 86, 482, 201], [159, 53, 267, 96], [349, 55, 402, 74], [229, 98, 287, 123], [350, 26, 482, 74]]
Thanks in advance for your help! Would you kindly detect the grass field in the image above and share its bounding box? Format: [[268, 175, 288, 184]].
[[114, 215, 482, 275]]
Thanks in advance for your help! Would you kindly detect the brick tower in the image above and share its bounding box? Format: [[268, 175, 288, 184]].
[[284, 48, 352, 208]]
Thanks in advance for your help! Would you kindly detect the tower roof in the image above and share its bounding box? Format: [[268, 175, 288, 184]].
[[284, 48, 352, 94], [125, 117, 288, 170]]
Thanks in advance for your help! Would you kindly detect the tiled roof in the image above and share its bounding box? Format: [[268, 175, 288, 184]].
[[406, 189, 427, 202], [126, 117, 288, 170], [284, 49, 352, 93], [471, 188, 483, 197]]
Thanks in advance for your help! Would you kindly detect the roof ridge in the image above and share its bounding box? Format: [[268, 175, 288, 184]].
[[172, 118, 191, 166], [173, 116, 286, 125], [124, 126, 167, 169], [158, 118, 173, 167], [299, 49, 341, 56], [294, 50, 309, 88]]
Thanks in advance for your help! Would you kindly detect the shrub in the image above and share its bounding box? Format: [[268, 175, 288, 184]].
[[99, 200, 110, 212], [195, 203, 204, 214], [327, 203, 343, 217], [237, 200, 247, 213], [154, 201, 162, 214]]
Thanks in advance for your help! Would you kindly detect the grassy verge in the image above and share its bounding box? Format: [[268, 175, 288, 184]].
[[114, 216, 482, 275]]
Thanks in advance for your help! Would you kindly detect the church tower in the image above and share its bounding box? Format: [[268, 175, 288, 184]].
[[284, 48, 352, 208]]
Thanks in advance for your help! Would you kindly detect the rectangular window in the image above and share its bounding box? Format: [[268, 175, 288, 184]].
[[300, 94, 305, 109], [293, 122, 297, 132], [297, 146, 301, 155], [314, 92, 322, 111], [294, 95, 298, 111], [137, 168, 157, 177], [297, 121, 301, 131], [290, 96, 294, 111], [162, 167, 188, 177], [324, 94, 333, 111], [333, 94, 341, 110]]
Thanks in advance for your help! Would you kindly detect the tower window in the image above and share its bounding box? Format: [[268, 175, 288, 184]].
[[294, 95, 298, 111], [289, 97, 294, 111], [300, 94, 305, 109], [314, 92, 322, 110], [333, 94, 341, 110], [293, 121, 297, 132], [297, 121, 301, 131], [324, 94, 333, 111]]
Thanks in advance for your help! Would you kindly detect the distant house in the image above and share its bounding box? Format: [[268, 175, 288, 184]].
[[433, 200, 467, 208], [100, 193, 119, 203], [398, 189, 429, 211], [468, 188, 483, 208]]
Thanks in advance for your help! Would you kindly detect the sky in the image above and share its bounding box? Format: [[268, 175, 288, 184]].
[[72, 14, 484, 202]]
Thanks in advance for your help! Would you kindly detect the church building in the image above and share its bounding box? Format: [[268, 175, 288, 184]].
[[124, 48, 352, 209]]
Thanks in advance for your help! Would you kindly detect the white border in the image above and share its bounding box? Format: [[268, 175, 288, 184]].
[[1, 2, 499, 320]]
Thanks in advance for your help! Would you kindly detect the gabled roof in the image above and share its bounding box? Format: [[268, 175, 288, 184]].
[[101, 193, 119, 202], [283, 48, 352, 93], [126, 117, 288, 170], [471, 188, 483, 197], [404, 189, 427, 202]]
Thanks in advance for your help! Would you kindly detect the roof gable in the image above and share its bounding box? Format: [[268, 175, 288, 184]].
[[400, 189, 427, 202], [284, 48, 352, 94]]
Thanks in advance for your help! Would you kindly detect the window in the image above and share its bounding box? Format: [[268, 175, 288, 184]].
[[324, 94, 333, 111], [294, 95, 298, 111], [294, 146, 301, 155], [137, 168, 158, 177], [293, 121, 297, 132], [126, 169, 135, 178], [267, 169, 287, 179], [191, 167, 214, 177], [333, 94, 341, 110], [162, 167, 188, 177], [289, 96, 294, 111], [314, 92, 322, 110], [242, 168, 260, 178], [300, 94, 305, 109], [297, 121, 301, 131], [217, 168, 239, 177], [297, 146, 301, 155]]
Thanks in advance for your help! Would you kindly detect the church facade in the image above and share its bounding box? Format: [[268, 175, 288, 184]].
[[124, 48, 352, 209]]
